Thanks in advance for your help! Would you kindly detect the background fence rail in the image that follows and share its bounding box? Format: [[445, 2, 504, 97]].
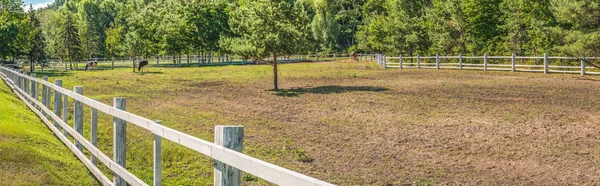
[[376, 53, 600, 75], [0, 66, 333, 186]]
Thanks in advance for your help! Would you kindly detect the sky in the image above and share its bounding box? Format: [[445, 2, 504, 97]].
[[22, 0, 54, 11]]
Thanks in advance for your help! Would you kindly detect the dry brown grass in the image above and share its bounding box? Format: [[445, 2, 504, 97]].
[[47, 61, 600, 185]]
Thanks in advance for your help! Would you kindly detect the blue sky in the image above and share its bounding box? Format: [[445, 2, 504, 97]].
[[23, 0, 54, 10]]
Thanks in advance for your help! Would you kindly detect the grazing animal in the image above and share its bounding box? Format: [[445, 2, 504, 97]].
[[138, 60, 149, 72], [84, 61, 98, 71]]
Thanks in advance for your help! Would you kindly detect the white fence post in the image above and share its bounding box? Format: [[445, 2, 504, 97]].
[[399, 55, 403, 69], [581, 57, 586, 76], [417, 54, 421, 69], [23, 72, 29, 94], [74, 86, 84, 152], [436, 54, 440, 69], [53, 80, 62, 129], [214, 126, 244, 186], [484, 53, 488, 71], [30, 74, 36, 100], [113, 97, 127, 186], [43, 76, 50, 116], [544, 53, 548, 74], [459, 53, 463, 70], [62, 93, 68, 137], [91, 99, 98, 166], [154, 121, 163, 186], [30, 74, 37, 105], [42, 76, 48, 113], [512, 53, 516, 72], [383, 55, 387, 69]]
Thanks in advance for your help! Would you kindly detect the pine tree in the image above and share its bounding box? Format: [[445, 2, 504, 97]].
[[59, 12, 82, 69], [27, 5, 48, 72]]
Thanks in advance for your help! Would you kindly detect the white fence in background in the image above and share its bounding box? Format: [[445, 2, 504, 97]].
[[27, 53, 361, 71], [376, 53, 600, 75], [0, 66, 333, 186]]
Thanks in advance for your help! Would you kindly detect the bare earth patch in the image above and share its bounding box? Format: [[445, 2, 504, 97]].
[[51, 62, 600, 185]]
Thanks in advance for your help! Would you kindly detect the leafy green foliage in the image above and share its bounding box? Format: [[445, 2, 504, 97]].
[[4, 0, 600, 68]]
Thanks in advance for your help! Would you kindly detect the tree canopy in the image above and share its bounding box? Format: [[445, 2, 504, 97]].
[[2, 0, 600, 67]]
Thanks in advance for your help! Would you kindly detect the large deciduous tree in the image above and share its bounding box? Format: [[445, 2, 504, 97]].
[[223, 0, 311, 90]]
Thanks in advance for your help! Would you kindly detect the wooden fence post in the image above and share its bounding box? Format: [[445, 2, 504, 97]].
[[24, 72, 29, 94], [436, 54, 440, 70], [16, 70, 20, 89], [74, 86, 84, 152], [154, 121, 163, 186], [383, 55, 387, 69], [113, 97, 127, 186], [544, 53, 548, 74], [42, 76, 47, 112], [53, 80, 62, 129], [459, 53, 463, 70], [399, 55, 403, 69], [581, 57, 586, 76], [214, 126, 244, 186], [484, 53, 488, 71], [43, 76, 51, 115], [30, 74, 36, 100], [512, 53, 516, 72], [62, 93, 68, 137], [30, 74, 37, 107], [417, 54, 421, 69], [91, 99, 98, 166]]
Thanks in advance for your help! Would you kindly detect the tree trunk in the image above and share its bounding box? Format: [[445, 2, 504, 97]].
[[132, 56, 136, 72], [30, 60, 34, 72], [273, 55, 278, 90]]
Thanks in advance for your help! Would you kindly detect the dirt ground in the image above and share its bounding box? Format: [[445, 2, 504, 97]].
[[53, 62, 600, 185]]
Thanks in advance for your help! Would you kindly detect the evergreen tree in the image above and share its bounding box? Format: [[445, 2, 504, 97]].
[[58, 12, 82, 69], [27, 5, 48, 72]]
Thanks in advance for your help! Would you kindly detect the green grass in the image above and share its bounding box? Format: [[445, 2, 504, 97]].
[[0, 79, 98, 185], [24, 61, 600, 185]]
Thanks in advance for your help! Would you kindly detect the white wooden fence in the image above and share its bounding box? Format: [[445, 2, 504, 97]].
[[30, 53, 361, 71], [376, 53, 600, 75], [0, 66, 333, 186]]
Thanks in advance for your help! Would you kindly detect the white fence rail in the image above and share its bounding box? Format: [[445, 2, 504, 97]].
[[0, 66, 333, 186], [20, 53, 363, 72], [376, 53, 600, 75]]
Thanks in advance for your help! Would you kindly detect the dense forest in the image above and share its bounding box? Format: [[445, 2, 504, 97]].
[[1, 0, 600, 66]]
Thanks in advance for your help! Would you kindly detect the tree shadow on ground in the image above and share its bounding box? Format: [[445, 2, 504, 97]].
[[136, 71, 164, 75], [272, 86, 389, 97]]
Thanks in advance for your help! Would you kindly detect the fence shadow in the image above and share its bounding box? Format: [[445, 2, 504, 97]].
[[30, 71, 73, 77], [273, 86, 389, 97]]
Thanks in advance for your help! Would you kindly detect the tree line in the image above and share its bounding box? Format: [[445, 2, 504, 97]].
[[1, 0, 600, 87]]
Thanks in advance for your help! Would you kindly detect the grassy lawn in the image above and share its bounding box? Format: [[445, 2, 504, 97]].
[[32, 61, 600, 185], [0, 78, 98, 185]]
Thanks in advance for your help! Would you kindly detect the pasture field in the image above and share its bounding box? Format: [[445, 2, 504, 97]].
[[0, 79, 98, 185], [35, 61, 600, 185]]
